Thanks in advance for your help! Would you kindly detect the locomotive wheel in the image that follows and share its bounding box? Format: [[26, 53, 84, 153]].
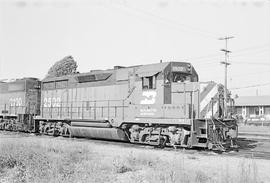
[[158, 136, 167, 148]]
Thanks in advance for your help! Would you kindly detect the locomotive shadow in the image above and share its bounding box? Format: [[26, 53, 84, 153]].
[[235, 137, 258, 150]]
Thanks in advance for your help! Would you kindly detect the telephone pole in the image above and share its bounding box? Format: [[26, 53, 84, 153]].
[[219, 36, 234, 118]]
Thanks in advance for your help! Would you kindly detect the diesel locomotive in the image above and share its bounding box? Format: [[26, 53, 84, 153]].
[[0, 78, 40, 131], [0, 62, 237, 150]]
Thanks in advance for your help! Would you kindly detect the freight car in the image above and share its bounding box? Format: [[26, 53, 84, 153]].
[[32, 61, 237, 150], [0, 78, 40, 131]]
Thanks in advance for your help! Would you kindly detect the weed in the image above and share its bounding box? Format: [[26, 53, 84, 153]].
[[0, 136, 265, 183], [238, 159, 259, 183], [194, 170, 209, 183], [113, 156, 132, 173]]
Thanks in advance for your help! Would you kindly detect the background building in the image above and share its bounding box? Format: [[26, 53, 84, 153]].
[[234, 96, 270, 124]]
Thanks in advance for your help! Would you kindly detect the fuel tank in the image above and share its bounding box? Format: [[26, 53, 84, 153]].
[[70, 121, 112, 128], [68, 126, 128, 142]]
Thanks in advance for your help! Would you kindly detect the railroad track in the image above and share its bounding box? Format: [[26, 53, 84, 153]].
[[238, 132, 270, 141], [1, 131, 270, 160], [224, 149, 270, 160]]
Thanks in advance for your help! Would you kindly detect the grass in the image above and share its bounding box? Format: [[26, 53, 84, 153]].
[[0, 139, 114, 183], [0, 136, 263, 183]]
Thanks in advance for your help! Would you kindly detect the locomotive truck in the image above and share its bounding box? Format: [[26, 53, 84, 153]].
[[0, 61, 237, 150]]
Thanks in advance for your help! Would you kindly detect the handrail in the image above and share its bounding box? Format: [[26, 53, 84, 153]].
[[125, 86, 136, 100], [41, 99, 129, 120]]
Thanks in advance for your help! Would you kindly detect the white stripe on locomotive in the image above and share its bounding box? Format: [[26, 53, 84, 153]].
[[200, 84, 218, 112]]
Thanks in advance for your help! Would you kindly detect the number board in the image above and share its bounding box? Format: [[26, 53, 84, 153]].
[[172, 66, 187, 72]]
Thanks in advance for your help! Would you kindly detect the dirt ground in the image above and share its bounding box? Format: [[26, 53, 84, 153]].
[[238, 124, 270, 141], [238, 124, 270, 134], [1, 132, 270, 183]]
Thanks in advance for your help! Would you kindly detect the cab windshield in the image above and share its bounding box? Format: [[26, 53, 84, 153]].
[[172, 72, 191, 83]]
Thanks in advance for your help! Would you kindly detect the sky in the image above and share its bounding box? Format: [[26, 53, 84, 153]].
[[0, 0, 269, 97]]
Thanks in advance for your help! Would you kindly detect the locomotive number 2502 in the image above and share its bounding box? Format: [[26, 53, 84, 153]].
[[43, 97, 61, 107]]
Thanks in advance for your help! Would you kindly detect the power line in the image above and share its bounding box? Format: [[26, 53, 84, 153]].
[[185, 53, 222, 62], [232, 61, 270, 65], [231, 44, 270, 54], [230, 82, 270, 90], [107, 2, 221, 39], [231, 69, 270, 78], [203, 68, 270, 79], [232, 48, 270, 58], [185, 44, 270, 62], [101, 1, 270, 69]]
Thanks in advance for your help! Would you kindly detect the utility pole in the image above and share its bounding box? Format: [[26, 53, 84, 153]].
[[219, 36, 234, 118]]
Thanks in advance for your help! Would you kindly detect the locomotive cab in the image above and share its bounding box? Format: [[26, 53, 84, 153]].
[[164, 63, 237, 149]]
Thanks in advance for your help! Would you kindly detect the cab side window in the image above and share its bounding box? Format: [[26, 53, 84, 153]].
[[142, 75, 156, 90]]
